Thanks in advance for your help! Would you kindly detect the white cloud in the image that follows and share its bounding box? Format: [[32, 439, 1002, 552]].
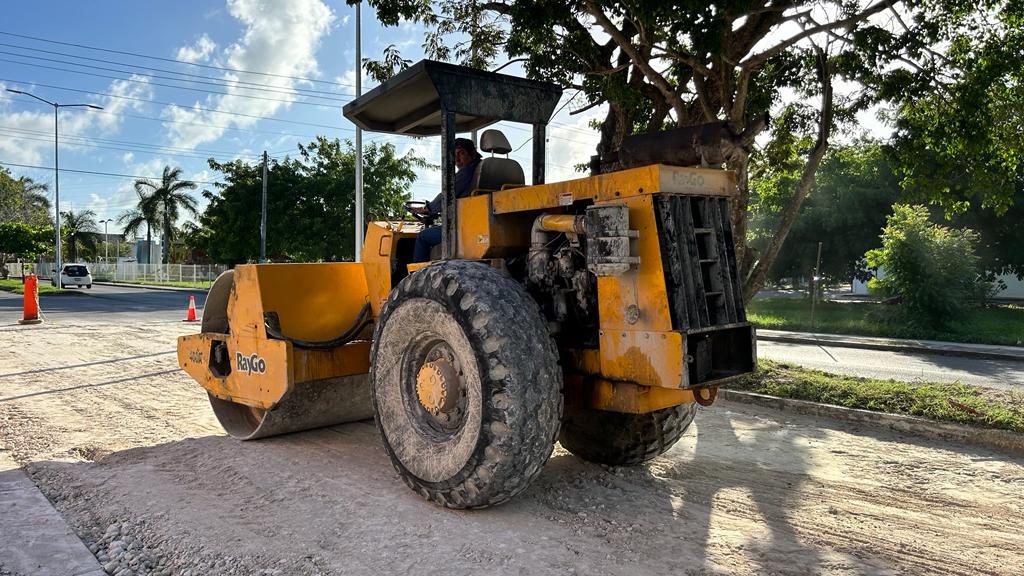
[[164, 0, 336, 151], [121, 152, 134, 164], [176, 34, 218, 64], [0, 76, 153, 166], [545, 108, 603, 182]]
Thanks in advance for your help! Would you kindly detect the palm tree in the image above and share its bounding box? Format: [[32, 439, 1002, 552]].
[[117, 189, 161, 265], [19, 177, 51, 212], [131, 166, 198, 264], [62, 209, 99, 262]]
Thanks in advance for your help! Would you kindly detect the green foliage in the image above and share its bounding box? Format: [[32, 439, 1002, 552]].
[[865, 205, 992, 327], [0, 222, 53, 260], [736, 360, 1024, 433], [751, 140, 902, 283], [0, 278, 79, 296], [0, 168, 51, 227], [947, 184, 1024, 280], [747, 297, 1024, 346], [194, 138, 427, 265], [883, 0, 1024, 215]]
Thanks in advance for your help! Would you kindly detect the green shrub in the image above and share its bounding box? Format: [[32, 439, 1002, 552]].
[[865, 205, 992, 327]]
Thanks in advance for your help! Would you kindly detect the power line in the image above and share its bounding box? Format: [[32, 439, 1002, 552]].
[[0, 95, 330, 140], [0, 30, 355, 88], [0, 160, 220, 184], [0, 43, 353, 98], [0, 131, 254, 163], [0, 78, 350, 130], [0, 124, 262, 159], [0, 58, 351, 107]]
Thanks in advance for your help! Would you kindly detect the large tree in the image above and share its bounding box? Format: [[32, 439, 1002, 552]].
[[194, 138, 428, 265], [0, 168, 51, 227], [131, 166, 199, 265], [364, 0, 1018, 301]]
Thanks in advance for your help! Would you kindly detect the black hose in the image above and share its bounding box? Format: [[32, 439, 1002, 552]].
[[264, 303, 373, 350]]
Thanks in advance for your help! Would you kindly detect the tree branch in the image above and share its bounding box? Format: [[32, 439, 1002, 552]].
[[584, 0, 687, 120], [651, 46, 714, 77], [740, 0, 890, 70], [692, 73, 718, 121]]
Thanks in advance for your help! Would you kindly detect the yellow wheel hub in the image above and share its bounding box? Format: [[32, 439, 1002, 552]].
[[416, 359, 459, 415]]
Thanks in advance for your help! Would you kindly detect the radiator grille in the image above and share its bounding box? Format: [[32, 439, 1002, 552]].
[[653, 195, 747, 331]]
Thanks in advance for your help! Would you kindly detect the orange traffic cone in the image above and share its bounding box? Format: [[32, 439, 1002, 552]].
[[183, 294, 198, 322], [18, 274, 43, 325]]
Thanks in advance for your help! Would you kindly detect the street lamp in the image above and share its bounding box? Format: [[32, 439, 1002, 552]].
[[5, 89, 103, 281], [98, 218, 110, 263]]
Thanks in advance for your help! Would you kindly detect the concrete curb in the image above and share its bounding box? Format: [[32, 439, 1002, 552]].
[[0, 450, 105, 576], [757, 330, 1024, 363], [717, 389, 1024, 456], [93, 281, 209, 293]]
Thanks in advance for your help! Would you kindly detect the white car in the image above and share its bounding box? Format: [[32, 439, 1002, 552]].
[[52, 263, 93, 289]]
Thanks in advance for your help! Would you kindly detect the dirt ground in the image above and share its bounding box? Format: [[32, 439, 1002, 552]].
[[1, 319, 1022, 576]]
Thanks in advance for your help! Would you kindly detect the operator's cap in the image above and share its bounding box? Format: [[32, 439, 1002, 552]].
[[454, 137, 478, 156]]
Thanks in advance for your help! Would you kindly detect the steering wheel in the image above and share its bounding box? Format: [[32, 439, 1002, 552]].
[[405, 200, 436, 225]]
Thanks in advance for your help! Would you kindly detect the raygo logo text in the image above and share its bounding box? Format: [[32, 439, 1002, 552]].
[[235, 352, 267, 375]]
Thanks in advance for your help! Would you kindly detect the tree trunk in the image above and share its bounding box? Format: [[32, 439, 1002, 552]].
[[741, 49, 834, 303]]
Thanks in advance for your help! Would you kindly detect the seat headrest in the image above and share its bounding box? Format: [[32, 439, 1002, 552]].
[[480, 129, 512, 155]]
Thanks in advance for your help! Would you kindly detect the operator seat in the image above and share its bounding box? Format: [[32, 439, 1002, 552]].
[[472, 129, 524, 192]]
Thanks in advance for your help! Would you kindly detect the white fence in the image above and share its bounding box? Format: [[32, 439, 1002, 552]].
[[5, 261, 228, 286]]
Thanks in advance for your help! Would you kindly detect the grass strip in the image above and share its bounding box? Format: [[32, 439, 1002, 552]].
[[747, 297, 1024, 347], [0, 279, 80, 296], [733, 360, 1024, 433], [106, 280, 211, 289]]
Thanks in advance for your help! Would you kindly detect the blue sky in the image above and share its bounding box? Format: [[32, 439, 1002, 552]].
[[0, 0, 605, 230]]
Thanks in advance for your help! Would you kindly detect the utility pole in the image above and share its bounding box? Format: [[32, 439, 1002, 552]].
[[5, 89, 102, 280], [356, 1, 364, 261], [260, 151, 268, 262]]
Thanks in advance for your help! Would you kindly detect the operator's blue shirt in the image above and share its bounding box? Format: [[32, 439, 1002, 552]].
[[426, 157, 481, 215]]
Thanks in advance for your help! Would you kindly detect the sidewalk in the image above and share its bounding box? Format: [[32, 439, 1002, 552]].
[[0, 449, 104, 576], [757, 329, 1024, 362]]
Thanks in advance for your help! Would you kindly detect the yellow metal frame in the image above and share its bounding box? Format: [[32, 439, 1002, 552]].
[[177, 263, 373, 409], [177, 164, 744, 415], [491, 164, 735, 214]]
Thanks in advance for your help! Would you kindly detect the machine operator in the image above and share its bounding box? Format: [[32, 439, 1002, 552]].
[[410, 137, 482, 262]]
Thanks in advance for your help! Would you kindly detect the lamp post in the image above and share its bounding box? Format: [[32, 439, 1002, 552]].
[[99, 219, 110, 263], [353, 0, 364, 261], [5, 89, 103, 281]]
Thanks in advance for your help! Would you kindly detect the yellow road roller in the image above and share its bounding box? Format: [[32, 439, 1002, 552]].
[[178, 60, 756, 508]]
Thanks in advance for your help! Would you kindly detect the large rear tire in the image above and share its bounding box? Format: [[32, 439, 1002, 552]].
[[371, 261, 562, 508], [559, 403, 696, 466]]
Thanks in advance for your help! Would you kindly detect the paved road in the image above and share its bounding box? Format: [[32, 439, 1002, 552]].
[[0, 284, 206, 325], [759, 339, 1024, 390]]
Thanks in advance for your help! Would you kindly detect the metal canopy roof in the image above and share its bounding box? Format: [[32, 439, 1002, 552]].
[[342, 60, 563, 136]]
